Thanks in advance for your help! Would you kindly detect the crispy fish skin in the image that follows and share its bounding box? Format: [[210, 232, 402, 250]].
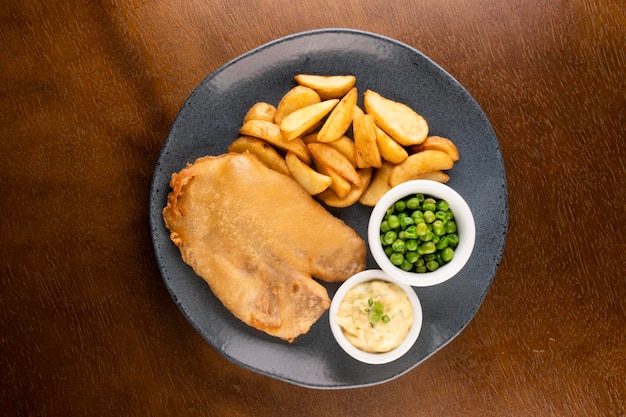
[[162, 152, 366, 342]]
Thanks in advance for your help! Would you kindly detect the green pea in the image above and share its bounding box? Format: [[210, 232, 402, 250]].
[[416, 222, 429, 236], [392, 239, 406, 253], [436, 199, 449, 212], [447, 233, 459, 248], [405, 251, 420, 264], [435, 210, 448, 222], [400, 216, 414, 228], [441, 247, 454, 262], [426, 260, 439, 271], [415, 265, 427, 273], [432, 220, 445, 236], [406, 197, 420, 210], [404, 226, 418, 239], [415, 193, 425, 203], [422, 198, 436, 212], [389, 252, 404, 266], [411, 210, 424, 221], [384, 246, 394, 257], [381, 220, 390, 233], [419, 231, 433, 242], [399, 260, 413, 271], [395, 200, 407, 212], [435, 236, 449, 250], [387, 215, 400, 229], [415, 257, 425, 267], [420, 241, 436, 254], [446, 220, 457, 234], [382, 231, 397, 245], [423, 210, 435, 223], [406, 239, 418, 252]]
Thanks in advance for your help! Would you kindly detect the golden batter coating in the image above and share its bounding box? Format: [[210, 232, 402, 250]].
[[163, 152, 366, 342]]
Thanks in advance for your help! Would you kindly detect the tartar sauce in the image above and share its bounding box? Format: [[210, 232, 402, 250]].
[[335, 279, 413, 353]]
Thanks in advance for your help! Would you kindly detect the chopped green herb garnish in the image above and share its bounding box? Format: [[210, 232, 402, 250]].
[[366, 298, 390, 327]]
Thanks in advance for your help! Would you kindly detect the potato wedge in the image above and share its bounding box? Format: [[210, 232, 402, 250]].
[[317, 168, 373, 208], [301, 132, 319, 144], [375, 125, 408, 164], [359, 161, 393, 206], [274, 85, 321, 125], [228, 136, 289, 176], [410, 136, 459, 161], [414, 170, 450, 183], [303, 120, 324, 137], [294, 74, 356, 100], [387, 149, 454, 187], [308, 142, 362, 187], [243, 102, 276, 123], [364, 89, 428, 146], [315, 162, 352, 199], [326, 135, 357, 167], [352, 106, 382, 168], [239, 119, 311, 164], [285, 152, 331, 195], [317, 87, 357, 143], [354, 144, 370, 169], [280, 99, 339, 141]]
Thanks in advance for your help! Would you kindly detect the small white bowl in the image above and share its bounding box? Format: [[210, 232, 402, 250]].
[[368, 180, 476, 287], [329, 269, 423, 364]]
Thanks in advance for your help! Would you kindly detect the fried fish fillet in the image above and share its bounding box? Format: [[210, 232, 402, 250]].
[[162, 152, 366, 342]]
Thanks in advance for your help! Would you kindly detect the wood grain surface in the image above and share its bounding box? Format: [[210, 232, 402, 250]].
[[1, 0, 624, 416]]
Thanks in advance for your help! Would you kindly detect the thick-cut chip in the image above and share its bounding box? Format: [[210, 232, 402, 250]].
[[410, 136, 459, 161], [280, 99, 339, 141], [317, 87, 357, 143], [316, 162, 352, 199], [414, 170, 450, 183], [228, 136, 289, 176], [354, 144, 370, 169], [243, 102, 276, 123], [352, 106, 382, 168], [301, 133, 319, 144], [285, 152, 332, 195], [364, 90, 428, 146], [359, 161, 393, 206], [239, 119, 311, 164], [294, 74, 356, 100], [387, 150, 454, 187], [317, 168, 373, 208], [375, 126, 408, 164], [308, 142, 362, 187], [274, 86, 321, 125], [327, 135, 357, 167]]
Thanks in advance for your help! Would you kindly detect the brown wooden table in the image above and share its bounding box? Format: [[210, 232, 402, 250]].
[[1, 0, 624, 415]]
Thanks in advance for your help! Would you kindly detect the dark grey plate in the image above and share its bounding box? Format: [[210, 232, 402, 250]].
[[149, 28, 508, 389]]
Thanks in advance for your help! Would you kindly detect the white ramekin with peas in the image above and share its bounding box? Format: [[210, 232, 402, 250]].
[[368, 180, 475, 287]]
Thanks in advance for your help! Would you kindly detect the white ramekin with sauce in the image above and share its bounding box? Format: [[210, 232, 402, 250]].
[[329, 269, 423, 364]]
